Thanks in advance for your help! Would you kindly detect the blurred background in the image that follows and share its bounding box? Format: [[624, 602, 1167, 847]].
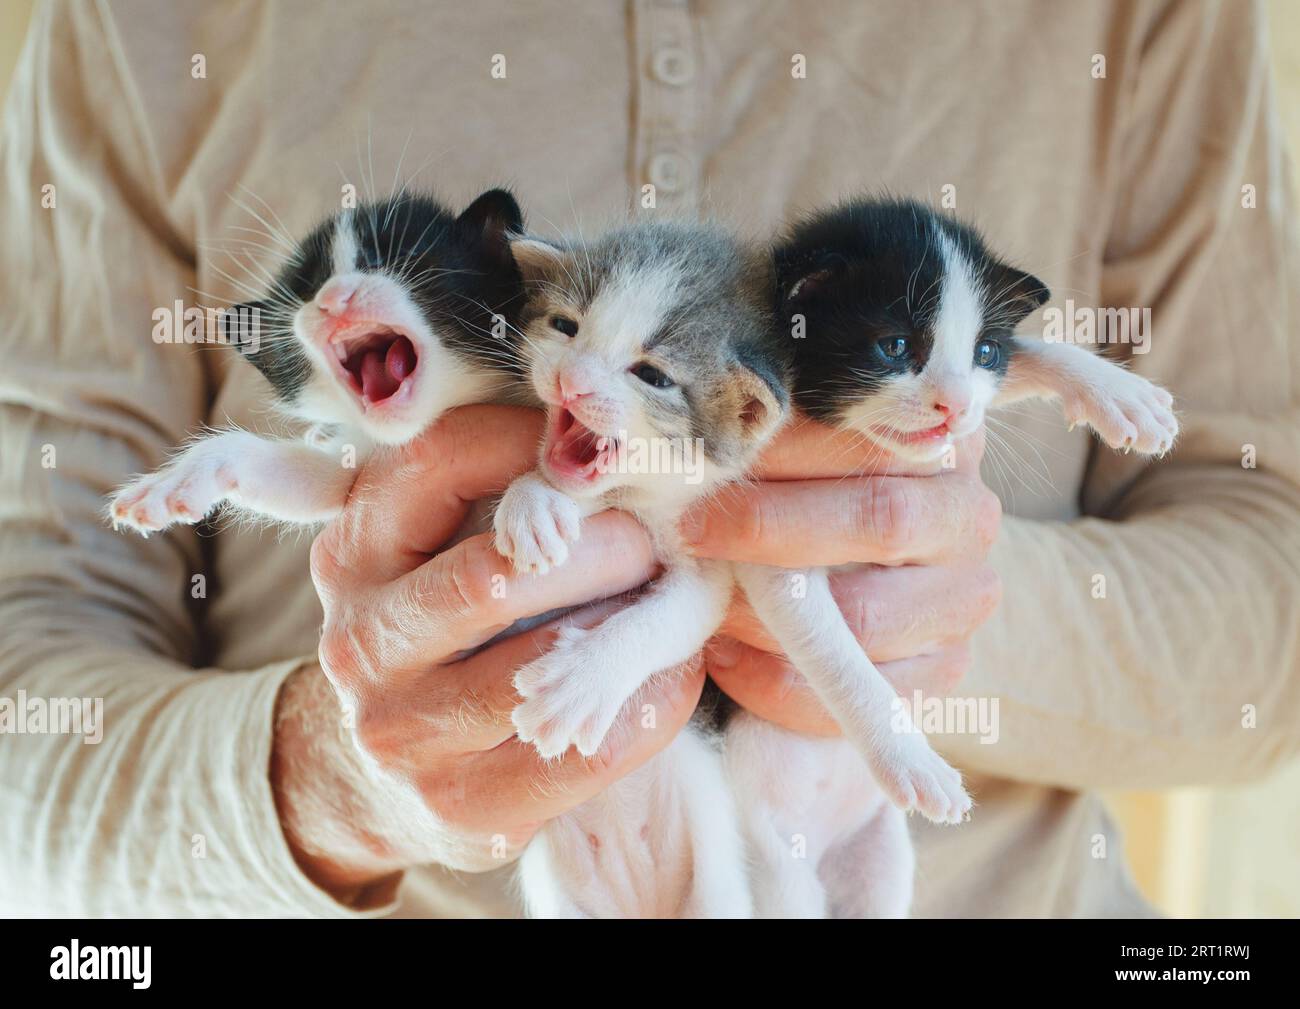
[[1, 0, 1296, 917]]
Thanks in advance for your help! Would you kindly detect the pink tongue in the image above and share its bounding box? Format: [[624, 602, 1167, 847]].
[[360, 348, 399, 401], [386, 336, 415, 380], [356, 337, 415, 403]]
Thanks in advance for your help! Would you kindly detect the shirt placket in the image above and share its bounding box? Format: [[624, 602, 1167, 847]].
[[631, 0, 700, 217]]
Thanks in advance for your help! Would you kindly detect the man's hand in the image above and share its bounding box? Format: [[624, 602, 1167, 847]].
[[271, 405, 702, 905], [679, 421, 1002, 735]]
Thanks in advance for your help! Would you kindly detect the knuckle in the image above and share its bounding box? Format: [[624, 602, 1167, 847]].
[[846, 584, 890, 656], [317, 618, 382, 690], [858, 481, 915, 561], [309, 530, 346, 601], [317, 623, 361, 682], [421, 541, 501, 621], [583, 738, 623, 779], [734, 494, 770, 550]]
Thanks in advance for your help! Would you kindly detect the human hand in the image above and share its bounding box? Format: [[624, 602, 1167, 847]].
[[678, 420, 1002, 735], [272, 405, 704, 903]]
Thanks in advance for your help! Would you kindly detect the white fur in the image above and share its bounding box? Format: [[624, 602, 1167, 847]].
[[997, 336, 1178, 454], [724, 712, 912, 918], [723, 235, 1180, 919], [497, 242, 783, 917], [109, 213, 510, 534], [733, 563, 971, 822], [108, 426, 365, 534], [518, 728, 751, 918]]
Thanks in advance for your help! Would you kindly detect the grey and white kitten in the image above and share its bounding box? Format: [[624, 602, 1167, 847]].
[[109, 189, 529, 533], [726, 197, 1179, 917], [492, 221, 791, 917]]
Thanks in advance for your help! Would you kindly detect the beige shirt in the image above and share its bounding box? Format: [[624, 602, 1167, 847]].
[[2, 0, 1297, 917]]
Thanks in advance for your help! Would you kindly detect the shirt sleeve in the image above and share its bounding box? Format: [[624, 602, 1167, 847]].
[[955, 0, 1300, 790], [0, 1, 387, 917]]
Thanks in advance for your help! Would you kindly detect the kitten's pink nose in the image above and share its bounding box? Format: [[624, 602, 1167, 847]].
[[316, 277, 359, 316], [931, 392, 970, 418], [557, 365, 597, 402]]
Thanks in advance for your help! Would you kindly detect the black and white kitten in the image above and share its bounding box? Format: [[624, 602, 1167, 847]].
[[492, 221, 791, 917], [109, 189, 528, 532], [726, 197, 1178, 917]]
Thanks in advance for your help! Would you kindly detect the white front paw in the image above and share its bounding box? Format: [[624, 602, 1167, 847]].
[[108, 456, 232, 534], [493, 477, 582, 576], [870, 731, 971, 825], [511, 626, 626, 759], [1065, 370, 1178, 456]]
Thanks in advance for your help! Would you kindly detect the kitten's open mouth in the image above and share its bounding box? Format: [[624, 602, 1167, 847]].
[[331, 327, 418, 406], [545, 408, 621, 482]]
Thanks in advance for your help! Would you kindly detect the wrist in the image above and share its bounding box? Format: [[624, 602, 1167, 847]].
[[270, 663, 406, 905]]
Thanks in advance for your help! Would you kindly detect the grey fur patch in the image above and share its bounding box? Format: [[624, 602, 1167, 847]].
[[518, 222, 792, 471]]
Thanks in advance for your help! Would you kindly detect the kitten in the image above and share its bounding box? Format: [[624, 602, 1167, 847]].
[[492, 221, 791, 917], [108, 189, 528, 532], [726, 197, 1179, 917]]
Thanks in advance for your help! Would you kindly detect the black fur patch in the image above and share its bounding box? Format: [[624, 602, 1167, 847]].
[[773, 197, 1048, 421], [221, 189, 527, 402]]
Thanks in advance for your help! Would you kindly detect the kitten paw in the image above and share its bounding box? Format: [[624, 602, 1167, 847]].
[[1065, 370, 1178, 456], [511, 627, 625, 758], [108, 457, 233, 534], [493, 477, 582, 576], [870, 732, 971, 825]]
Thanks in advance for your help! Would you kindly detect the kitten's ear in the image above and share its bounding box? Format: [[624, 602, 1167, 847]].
[[778, 256, 842, 309], [219, 301, 266, 352], [988, 263, 1050, 326], [509, 236, 567, 285], [723, 361, 788, 445], [455, 188, 524, 266]]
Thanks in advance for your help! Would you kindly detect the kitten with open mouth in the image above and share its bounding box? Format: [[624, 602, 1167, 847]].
[[725, 197, 1179, 917], [493, 221, 792, 917], [107, 188, 528, 533]]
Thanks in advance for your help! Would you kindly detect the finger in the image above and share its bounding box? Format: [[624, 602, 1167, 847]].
[[719, 562, 1002, 663], [358, 596, 637, 760], [874, 644, 973, 699], [680, 469, 1000, 566], [704, 639, 974, 736], [704, 637, 840, 736], [382, 511, 656, 668], [446, 656, 707, 832], [755, 416, 986, 480], [326, 404, 545, 582]]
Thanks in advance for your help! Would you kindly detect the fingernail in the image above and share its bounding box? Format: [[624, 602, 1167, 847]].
[[706, 637, 741, 669]]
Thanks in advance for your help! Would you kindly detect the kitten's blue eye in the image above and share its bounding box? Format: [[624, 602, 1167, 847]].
[[359, 245, 385, 270], [877, 336, 909, 361], [551, 316, 579, 337], [975, 339, 1000, 369], [631, 363, 674, 389]]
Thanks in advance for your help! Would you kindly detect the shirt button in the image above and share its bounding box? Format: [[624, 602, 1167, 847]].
[[647, 152, 689, 193], [652, 46, 694, 86]]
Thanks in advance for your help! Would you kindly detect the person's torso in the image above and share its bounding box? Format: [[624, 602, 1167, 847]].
[[109, 0, 1159, 916]]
